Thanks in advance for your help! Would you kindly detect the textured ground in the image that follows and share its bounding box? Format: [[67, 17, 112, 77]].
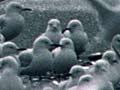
[[0, 0, 119, 54], [1, 0, 120, 90], [0, 0, 99, 49]]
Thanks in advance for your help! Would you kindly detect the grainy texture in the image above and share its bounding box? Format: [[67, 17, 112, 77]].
[[0, 0, 99, 50], [0, 0, 119, 53], [0, 0, 120, 90]]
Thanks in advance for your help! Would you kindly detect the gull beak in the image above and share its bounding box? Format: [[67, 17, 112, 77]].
[[88, 52, 103, 61], [0, 60, 2, 69], [50, 44, 63, 48], [17, 48, 27, 51], [62, 28, 71, 33], [112, 59, 119, 64], [22, 7, 32, 11], [53, 24, 57, 28], [0, 0, 5, 2]]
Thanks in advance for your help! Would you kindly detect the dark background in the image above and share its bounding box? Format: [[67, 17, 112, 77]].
[[0, 0, 120, 54]]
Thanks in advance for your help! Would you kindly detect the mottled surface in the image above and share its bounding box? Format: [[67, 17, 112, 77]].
[[0, 0, 99, 50], [0, 0, 119, 57], [0, 0, 120, 90]]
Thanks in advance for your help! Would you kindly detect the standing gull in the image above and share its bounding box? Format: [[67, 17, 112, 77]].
[[110, 34, 120, 83], [88, 59, 111, 82], [68, 74, 95, 90], [58, 65, 86, 90], [42, 19, 63, 45], [52, 37, 77, 75], [0, 56, 24, 90], [1, 41, 19, 57], [21, 36, 54, 76], [65, 19, 89, 56], [0, 1, 32, 41], [102, 50, 120, 83], [18, 49, 33, 67]]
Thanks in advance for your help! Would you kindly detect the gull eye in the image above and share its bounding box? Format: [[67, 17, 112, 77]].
[[117, 38, 120, 42], [8, 46, 15, 49], [44, 40, 49, 45], [14, 5, 21, 9], [1, 61, 7, 67], [65, 41, 70, 45], [107, 56, 111, 60], [49, 23, 53, 26], [71, 24, 77, 28]]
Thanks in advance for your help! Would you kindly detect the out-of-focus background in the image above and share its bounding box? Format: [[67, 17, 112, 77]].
[[0, 0, 120, 53]]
